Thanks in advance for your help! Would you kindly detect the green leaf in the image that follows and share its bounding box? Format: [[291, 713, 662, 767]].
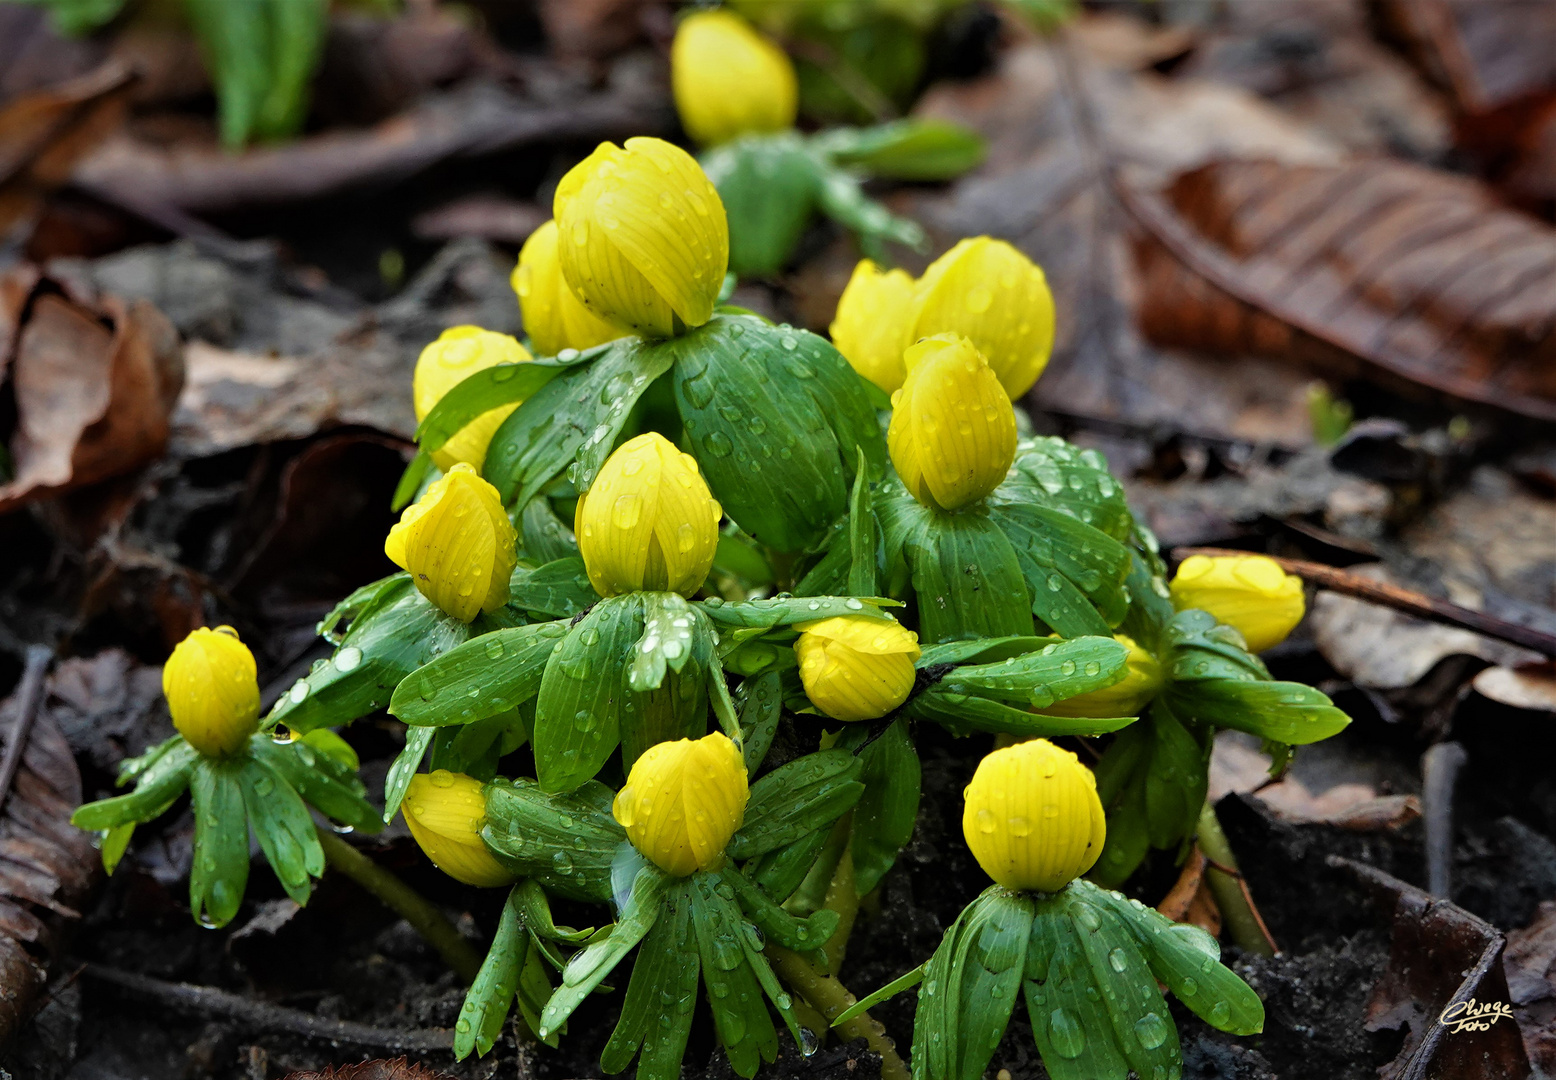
[[848, 447, 879, 597], [484, 338, 672, 510], [100, 823, 135, 874], [719, 866, 839, 952], [737, 671, 783, 775], [1141, 704, 1209, 850], [1024, 893, 1132, 1080], [909, 692, 1136, 739], [457, 886, 528, 1060], [1165, 679, 1351, 745], [383, 726, 434, 823], [240, 758, 323, 905], [699, 594, 898, 630], [519, 496, 579, 564], [481, 778, 622, 902], [850, 718, 920, 895], [72, 738, 196, 830], [702, 134, 824, 278], [818, 119, 986, 181], [629, 593, 699, 692], [670, 315, 885, 552], [1160, 609, 1270, 683], [391, 450, 432, 513], [1088, 743, 1150, 889], [832, 964, 924, 1027], [714, 532, 777, 587], [745, 825, 831, 903], [299, 728, 358, 770], [691, 873, 778, 1077], [391, 621, 568, 727], [31, 0, 129, 36], [600, 878, 700, 1080], [728, 748, 863, 860], [916, 636, 1062, 668], [253, 0, 327, 140], [1117, 551, 1175, 653], [986, 502, 1129, 636], [1004, 438, 1134, 543], [815, 168, 925, 258], [184, 0, 267, 147], [417, 352, 585, 454], [622, 607, 713, 768], [251, 734, 382, 834], [533, 595, 642, 793], [317, 572, 410, 643], [508, 557, 598, 618], [188, 758, 249, 928]]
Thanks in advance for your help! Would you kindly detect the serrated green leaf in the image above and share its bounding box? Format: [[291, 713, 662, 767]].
[[383, 725, 434, 822], [540, 866, 668, 1039], [699, 594, 898, 630], [728, 748, 863, 861], [850, 718, 920, 896], [188, 758, 249, 928], [240, 758, 323, 905], [72, 738, 196, 830], [519, 496, 579, 564], [481, 778, 622, 902], [508, 557, 598, 618], [391, 621, 568, 727], [691, 873, 778, 1077], [533, 595, 642, 793], [251, 734, 381, 834], [601, 878, 699, 1080], [702, 134, 824, 278], [457, 886, 528, 1060]]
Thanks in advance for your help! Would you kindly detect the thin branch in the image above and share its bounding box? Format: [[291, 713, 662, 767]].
[[0, 646, 53, 812], [1421, 741, 1468, 899], [1172, 546, 1556, 659]]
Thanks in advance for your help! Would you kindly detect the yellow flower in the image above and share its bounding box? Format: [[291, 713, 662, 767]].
[[909, 237, 1055, 399], [1169, 554, 1306, 653], [829, 259, 915, 394], [1039, 636, 1161, 719], [413, 326, 532, 473], [795, 615, 921, 722], [385, 464, 517, 623], [613, 733, 748, 876], [962, 739, 1105, 892], [554, 137, 729, 338], [672, 10, 797, 147], [512, 220, 626, 358], [163, 626, 260, 757], [888, 334, 1017, 511], [403, 771, 516, 887], [574, 433, 722, 597]]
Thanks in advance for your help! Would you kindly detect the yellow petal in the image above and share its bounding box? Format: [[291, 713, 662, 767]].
[[403, 771, 515, 888], [613, 733, 748, 876], [962, 739, 1104, 892], [163, 626, 260, 757], [513, 220, 626, 357], [413, 326, 532, 472], [830, 259, 916, 394], [1169, 555, 1305, 653], [384, 464, 517, 622], [794, 615, 920, 722], [672, 10, 798, 147]]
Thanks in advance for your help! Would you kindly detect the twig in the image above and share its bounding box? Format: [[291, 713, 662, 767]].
[[1156, 845, 1208, 923], [0, 646, 53, 813], [1195, 803, 1278, 957], [767, 946, 909, 1080], [1171, 547, 1556, 659], [1421, 741, 1468, 899], [81, 965, 454, 1051]]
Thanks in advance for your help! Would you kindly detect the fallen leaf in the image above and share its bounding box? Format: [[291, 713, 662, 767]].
[[1473, 664, 1556, 714], [283, 1059, 457, 1080], [1508, 900, 1556, 1073], [410, 194, 547, 244], [1209, 730, 1421, 831], [537, 0, 648, 59]]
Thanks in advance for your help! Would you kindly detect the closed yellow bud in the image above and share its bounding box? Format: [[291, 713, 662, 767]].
[[829, 259, 915, 394], [963, 739, 1105, 892], [910, 237, 1056, 399], [512, 220, 626, 358], [1039, 636, 1161, 719], [613, 732, 748, 876], [1169, 554, 1305, 653], [385, 464, 517, 623], [574, 433, 722, 598], [888, 334, 1017, 511], [163, 626, 260, 757], [795, 615, 921, 722], [554, 138, 729, 339], [672, 11, 798, 147], [403, 771, 516, 887], [413, 327, 532, 473]]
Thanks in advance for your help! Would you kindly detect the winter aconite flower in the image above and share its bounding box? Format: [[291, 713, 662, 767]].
[[403, 771, 516, 887], [963, 738, 1105, 892], [574, 433, 722, 598], [554, 137, 729, 338], [672, 10, 797, 147], [163, 626, 260, 757], [612, 732, 748, 876], [385, 464, 517, 623], [795, 615, 921, 722], [1039, 635, 1161, 719], [413, 327, 532, 472], [512, 220, 626, 358], [829, 259, 916, 394], [1169, 554, 1305, 653], [888, 334, 1017, 511]]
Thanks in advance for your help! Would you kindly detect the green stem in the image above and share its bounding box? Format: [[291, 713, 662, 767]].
[[1195, 803, 1276, 958], [315, 826, 484, 982], [821, 845, 859, 976], [767, 945, 909, 1080], [786, 813, 852, 918]]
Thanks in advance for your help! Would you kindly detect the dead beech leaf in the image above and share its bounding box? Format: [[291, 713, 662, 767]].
[[283, 1059, 456, 1080], [1126, 158, 1556, 422], [1508, 900, 1556, 1074]]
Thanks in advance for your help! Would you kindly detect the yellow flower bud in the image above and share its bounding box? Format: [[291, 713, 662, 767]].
[[672, 10, 798, 147], [554, 138, 729, 339], [574, 433, 722, 598], [887, 334, 1017, 511], [963, 739, 1105, 892], [795, 615, 921, 722], [613, 732, 748, 877], [1039, 636, 1161, 719], [413, 327, 533, 473], [910, 237, 1056, 399], [512, 220, 626, 358], [829, 259, 915, 394], [403, 771, 516, 887], [163, 626, 260, 757], [385, 464, 517, 623], [1169, 554, 1306, 653]]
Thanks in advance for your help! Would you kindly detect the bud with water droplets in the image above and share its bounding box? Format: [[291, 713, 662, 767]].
[[963, 738, 1105, 892], [164, 626, 260, 757], [574, 432, 722, 598], [414, 326, 532, 472], [672, 10, 797, 147], [385, 463, 517, 623], [1039, 635, 1161, 719], [1169, 554, 1305, 653], [612, 732, 748, 876], [829, 258, 915, 394], [554, 137, 729, 339], [403, 770, 516, 887], [888, 333, 1017, 512], [512, 220, 626, 358], [795, 615, 920, 722]]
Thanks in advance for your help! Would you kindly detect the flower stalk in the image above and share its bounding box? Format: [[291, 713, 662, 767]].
[[766, 944, 908, 1080]]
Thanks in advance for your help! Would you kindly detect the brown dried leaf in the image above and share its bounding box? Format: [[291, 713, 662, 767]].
[[1378, 0, 1556, 116], [1127, 158, 1556, 421], [1509, 900, 1556, 1074], [283, 1059, 457, 1080]]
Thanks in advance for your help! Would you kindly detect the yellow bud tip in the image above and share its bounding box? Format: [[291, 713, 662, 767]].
[[403, 771, 516, 888], [672, 11, 797, 147], [1039, 635, 1162, 719], [830, 259, 917, 395], [795, 615, 921, 722], [962, 739, 1105, 893], [613, 732, 748, 877], [1169, 554, 1306, 653], [163, 626, 260, 758], [514, 221, 627, 358], [575, 432, 722, 598], [413, 327, 532, 473], [384, 463, 517, 623], [888, 333, 1017, 511]]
